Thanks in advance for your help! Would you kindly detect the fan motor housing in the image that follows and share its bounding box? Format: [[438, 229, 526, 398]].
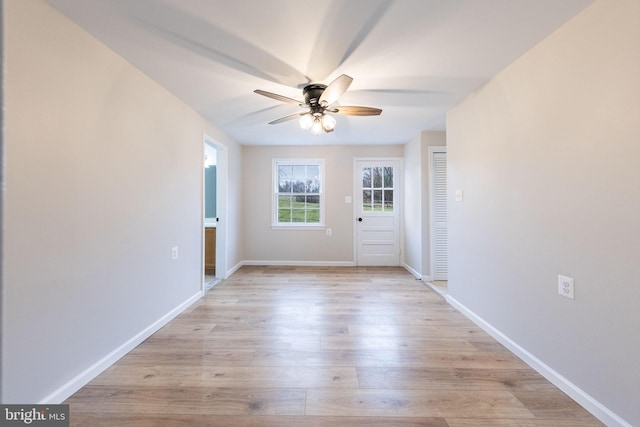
[[303, 84, 327, 107]]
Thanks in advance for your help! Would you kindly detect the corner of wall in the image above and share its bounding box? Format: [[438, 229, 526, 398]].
[[0, 0, 5, 403]]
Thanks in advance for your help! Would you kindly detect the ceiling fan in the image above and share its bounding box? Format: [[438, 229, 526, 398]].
[[254, 74, 382, 135]]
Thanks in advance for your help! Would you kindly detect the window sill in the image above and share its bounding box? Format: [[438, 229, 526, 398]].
[[271, 224, 326, 231]]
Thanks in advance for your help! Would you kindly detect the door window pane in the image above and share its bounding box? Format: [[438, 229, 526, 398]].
[[362, 167, 372, 188], [384, 167, 393, 188], [384, 190, 394, 211], [373, 189, 383, 211], [373, 167, 382, 188], [362, 166, 395, 212], [363, 189, 372, 211]]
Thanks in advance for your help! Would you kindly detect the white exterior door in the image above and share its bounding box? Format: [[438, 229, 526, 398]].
[[354, 159, 401, 266]]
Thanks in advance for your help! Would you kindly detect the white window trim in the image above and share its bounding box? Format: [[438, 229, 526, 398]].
[[271, 158, 326, 229]]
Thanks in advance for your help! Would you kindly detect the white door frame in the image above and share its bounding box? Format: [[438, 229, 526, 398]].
[[429, 146, 447, 281], [353, 157, 403, 266], [202, 134, 228, 294]]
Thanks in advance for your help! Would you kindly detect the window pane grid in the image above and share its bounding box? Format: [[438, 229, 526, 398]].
[[362, 166, 394, 212], [276, 162, 322, 224]]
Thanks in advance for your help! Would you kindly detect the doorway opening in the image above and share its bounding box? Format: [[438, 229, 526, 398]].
[[203, 135, 228, 293]]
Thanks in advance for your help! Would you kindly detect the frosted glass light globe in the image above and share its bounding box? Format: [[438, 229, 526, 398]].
[[299, 114, 313, 129]]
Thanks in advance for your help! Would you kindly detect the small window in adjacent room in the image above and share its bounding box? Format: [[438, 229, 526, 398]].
[[273, 159, 324, 227]]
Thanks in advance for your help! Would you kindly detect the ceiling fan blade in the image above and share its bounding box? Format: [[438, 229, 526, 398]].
[[306, 0, 392, 81], [268, 113, 304, 125], [319, 74, 353, 106], [333, 106, 382, 116], [129, 2, 311, 87], [254, 90, 303, 106]]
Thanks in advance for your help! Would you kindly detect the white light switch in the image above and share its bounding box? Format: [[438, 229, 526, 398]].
[[455, 190, 464, 202], [345, 196, 352, 203]]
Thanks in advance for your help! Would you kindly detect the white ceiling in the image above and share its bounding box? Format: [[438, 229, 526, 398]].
[[46, 0, 592, 146]]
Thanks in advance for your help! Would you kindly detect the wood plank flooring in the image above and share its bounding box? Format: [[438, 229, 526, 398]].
[[66, 266, 603, 426]]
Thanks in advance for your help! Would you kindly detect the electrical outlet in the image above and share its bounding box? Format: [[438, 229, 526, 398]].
[[326, 228, 332, 236], [172, 246, 179, 260], [455, 190, 464, 202], [558, 275, 574, 299]]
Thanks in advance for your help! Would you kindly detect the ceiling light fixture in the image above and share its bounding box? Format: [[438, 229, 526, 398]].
[[299, 114, 314, 130], [255, 74, 382, 136], [310, 116, 324, 135], [299, 112, 336, 135], [321, 114, 336, 132]]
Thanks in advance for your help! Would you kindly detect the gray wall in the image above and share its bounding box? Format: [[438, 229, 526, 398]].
[[3, 0, 242, 403], [447, 0, 639, 424], [0, 0, 5, 397], [420, 131, 446, 279], [402, 133, 422, 274], [402, 131, 446, 278], [242, 144, 403, 263]]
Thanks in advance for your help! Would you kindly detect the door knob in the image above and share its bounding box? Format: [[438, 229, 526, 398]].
[[358, 217, 363, 222]]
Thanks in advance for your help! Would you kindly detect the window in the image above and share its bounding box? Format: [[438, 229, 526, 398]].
[[362, 166, 394, 212], [273, 159, 324, 226]]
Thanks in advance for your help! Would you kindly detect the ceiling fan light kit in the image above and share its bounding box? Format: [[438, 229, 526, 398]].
[[299, 113, 314, 130], [255, 74, 382, 135], [311, 117, 324, 135], [321, 114, 336, 132]]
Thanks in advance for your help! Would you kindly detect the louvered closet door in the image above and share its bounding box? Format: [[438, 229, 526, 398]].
[[433, 152, 448, 280]]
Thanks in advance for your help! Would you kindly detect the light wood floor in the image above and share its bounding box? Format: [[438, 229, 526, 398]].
[[66, 266, 603, 426]]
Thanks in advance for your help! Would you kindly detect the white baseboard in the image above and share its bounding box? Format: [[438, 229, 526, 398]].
[[39, 291, 202, 404], [227, 261, 244, 277], [401, 263, 422, 279], [446, 295, 631, 427], [423, 281, 447, 298], [241, 260, 355, 267]]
